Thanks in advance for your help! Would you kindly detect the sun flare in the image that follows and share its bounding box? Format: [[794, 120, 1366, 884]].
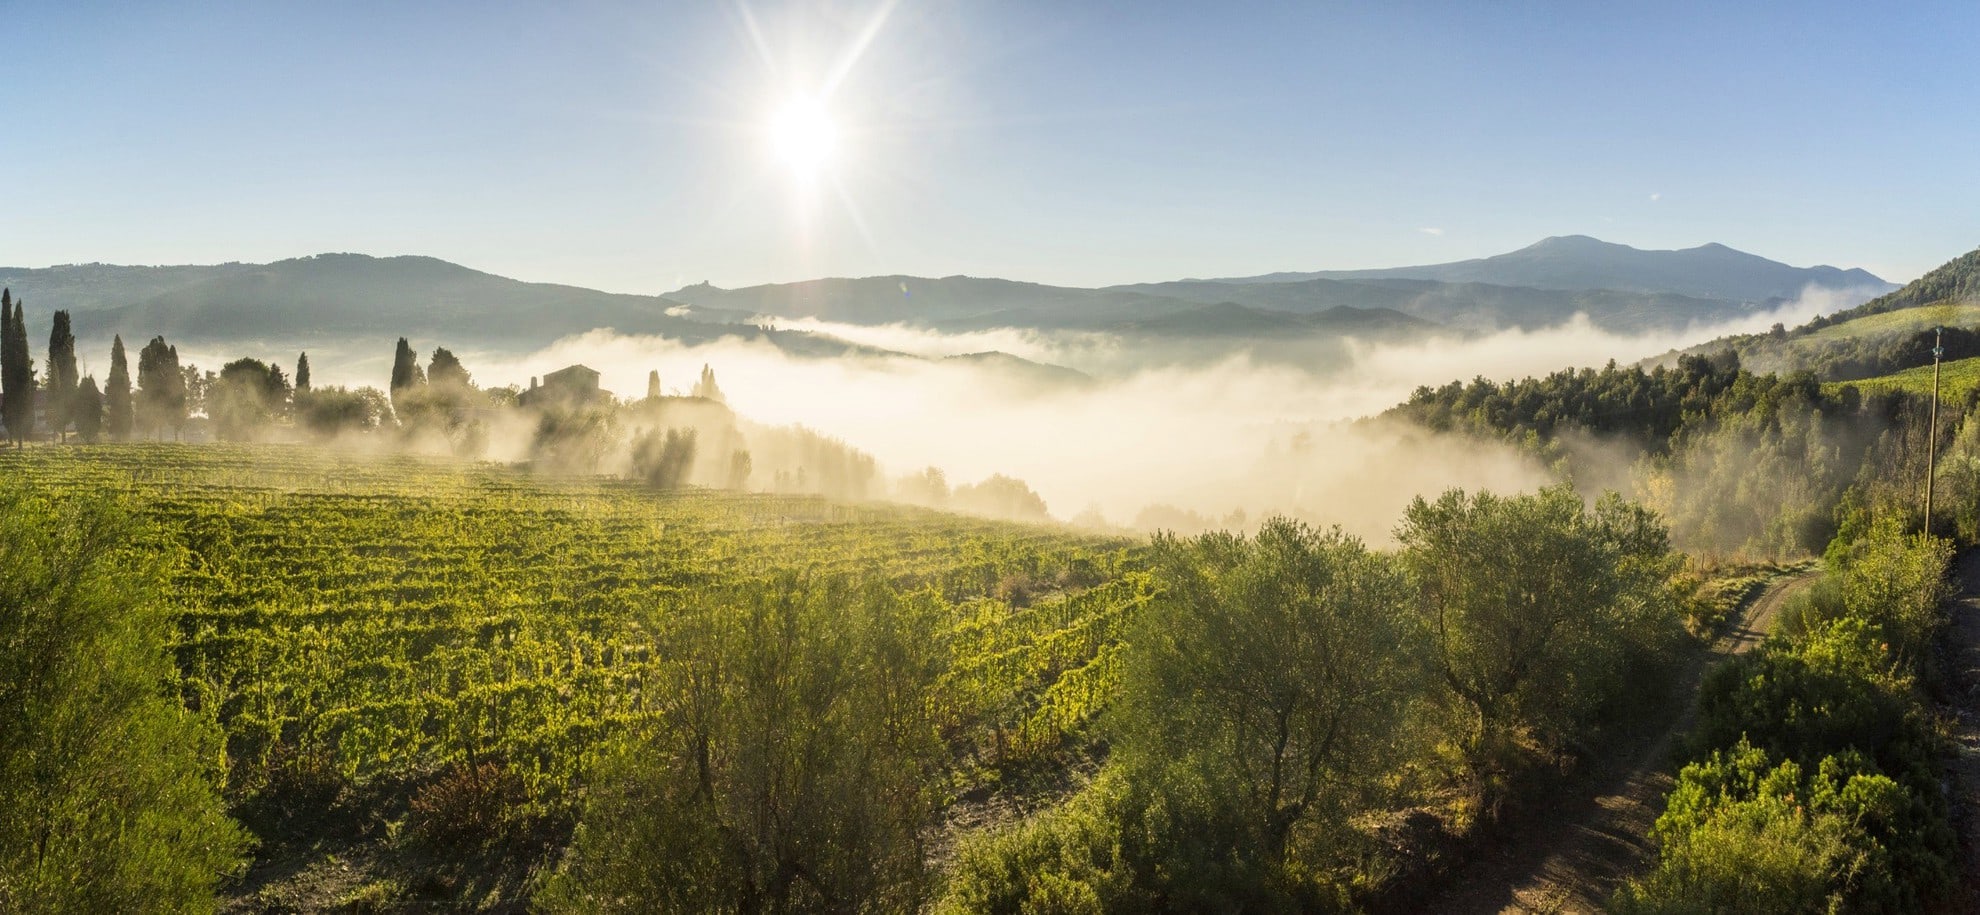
[[767, 96, 839, 179]]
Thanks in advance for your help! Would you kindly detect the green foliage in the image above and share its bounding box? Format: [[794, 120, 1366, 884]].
[[1388, 352, 1742, 452], [293, 386, 392, 439], [426, 346, 470, 390], [72, 375, 103, 443], [105, 335, 133, 440], [1110, 521, 1418, 895], [936, 775, 1154, 915], [539, 576, 948, 913], [1803, 246, 1980, 330], [1831, 517, 1953, 666], [45, 309, 77, 438], [1827, 352, 1980, 401], [0, 444, 1137, 909], [388, 337, 425, 412], [210, 358, 293, 441], [1398, 485, 1682, 785], [0, 487, 248, 911], [135, 335, 187, 439], [1634, 517, 1957, 913], [1615, 741, 1887, 914], [1692, 618, 1918, 774], [2, 293, 36, 443]]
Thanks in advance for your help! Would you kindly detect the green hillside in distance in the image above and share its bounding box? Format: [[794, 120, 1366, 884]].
[[1648, 245, 1980, 378], [1804, 246, 1980, 328]]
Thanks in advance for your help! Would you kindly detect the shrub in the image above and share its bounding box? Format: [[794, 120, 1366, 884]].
[[0, 488, 248, 912]]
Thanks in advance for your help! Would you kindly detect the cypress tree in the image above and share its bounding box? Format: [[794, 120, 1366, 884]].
[[1, 294, 35, 445], [647, 370, 661, 400], [295, 352, 311, 392], [46, 310, 77, 442], [389, 338, 425, 414], [105, 336, 133, 441], [0, 291, 9, 443]]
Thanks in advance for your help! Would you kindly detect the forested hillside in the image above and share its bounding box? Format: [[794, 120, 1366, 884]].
[[1390, 348, 1980, 557]]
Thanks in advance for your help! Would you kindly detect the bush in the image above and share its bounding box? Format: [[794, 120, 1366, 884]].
[[936, 780, 1146, 915], [0, 488, 248, 912], [1692, 618, 1917, 769], [1615, 739, 1946, 913], [407, 759, 530, 852]]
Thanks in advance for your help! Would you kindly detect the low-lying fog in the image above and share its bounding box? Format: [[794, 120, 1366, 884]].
[[155, 286, 1859, 542]]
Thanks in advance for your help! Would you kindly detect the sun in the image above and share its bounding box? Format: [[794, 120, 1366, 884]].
[[767, 96, 839, 180]]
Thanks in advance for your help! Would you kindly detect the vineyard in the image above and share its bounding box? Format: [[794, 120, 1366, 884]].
[[0, 444, 1147, 907]]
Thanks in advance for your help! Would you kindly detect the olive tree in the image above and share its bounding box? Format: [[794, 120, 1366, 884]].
[[1105, 519, 1423, 905], [1398, 485, 1681, 794], [540, 575, 946, 914]]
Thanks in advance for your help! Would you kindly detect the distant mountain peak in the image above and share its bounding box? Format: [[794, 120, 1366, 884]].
[[1526, 234, 1617, 250]]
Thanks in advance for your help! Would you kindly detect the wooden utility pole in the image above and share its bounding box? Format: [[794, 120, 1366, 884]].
[[1925, 326, 1944, 535]]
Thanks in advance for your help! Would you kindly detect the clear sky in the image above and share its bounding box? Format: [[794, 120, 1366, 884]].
[[3, 1, 1973, 292]]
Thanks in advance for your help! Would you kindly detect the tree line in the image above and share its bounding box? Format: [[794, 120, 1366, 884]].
[[0, 287, 281, 444]]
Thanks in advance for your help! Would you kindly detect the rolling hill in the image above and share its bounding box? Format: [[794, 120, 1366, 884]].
[[0, 254, 877, 357], [0, 237, 1897, 361], [671, 237, 1890, 335]]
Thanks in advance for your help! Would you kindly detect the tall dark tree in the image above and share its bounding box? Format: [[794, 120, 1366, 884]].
[[389, 337, 425, 415], [647, 370, 661, 401], [0, 291, 9, 443], [135, 336, 186, 440], [72, 376, 103, 443], [104, 335, 133, 441], [427, 347, 470, 390], [295, 352, 311, 392], [46, 310, 78, 441], [1, 293, 35, 446]]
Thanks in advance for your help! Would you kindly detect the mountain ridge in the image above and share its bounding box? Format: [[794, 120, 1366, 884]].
[[1201, 235, 1892, 303]]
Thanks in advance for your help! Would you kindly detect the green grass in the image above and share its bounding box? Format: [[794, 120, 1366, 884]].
[[1800, 302, 1980, 345], [0, 443, 1149, 908], [1823, 354, 1980, 401]]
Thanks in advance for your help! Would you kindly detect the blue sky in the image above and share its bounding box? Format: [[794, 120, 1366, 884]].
[[2, 1, 1973, 292]]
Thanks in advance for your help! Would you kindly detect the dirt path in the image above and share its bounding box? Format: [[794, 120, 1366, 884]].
[[1943, 551, 1980, 912], [1418, 569, 1816, 915]]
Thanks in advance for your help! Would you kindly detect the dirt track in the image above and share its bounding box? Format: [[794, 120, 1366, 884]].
[[1420, 570, 1816, 914]]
